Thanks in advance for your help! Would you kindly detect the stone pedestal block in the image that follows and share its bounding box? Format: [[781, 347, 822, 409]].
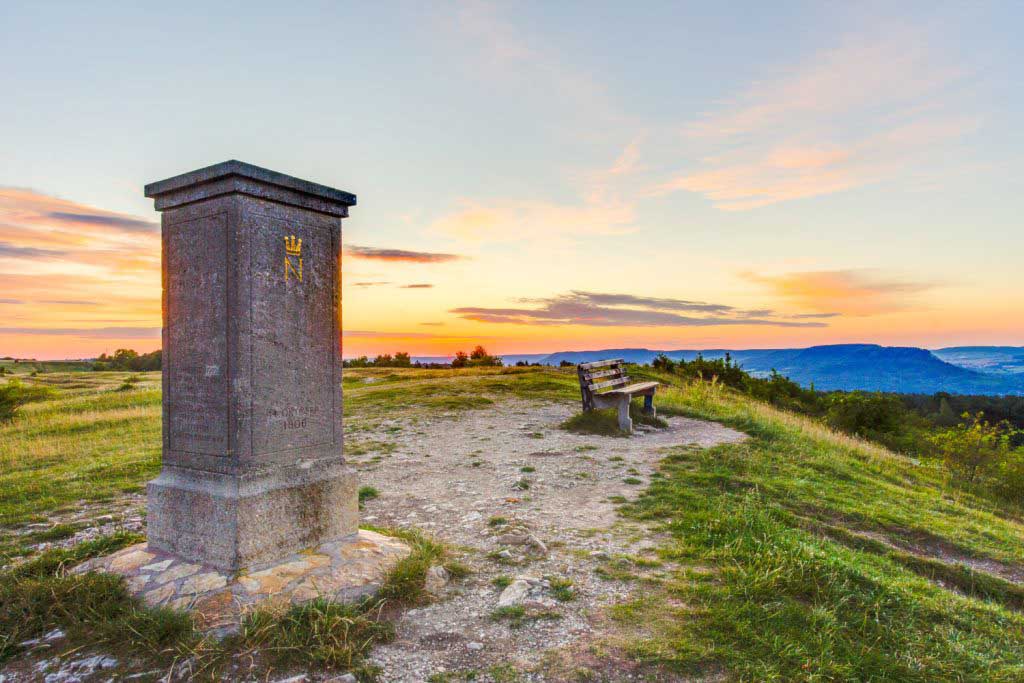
[[144, 160, 357, 571]]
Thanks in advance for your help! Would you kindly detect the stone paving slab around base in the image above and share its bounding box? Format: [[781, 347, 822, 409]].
[[72, 530, 410, 631]]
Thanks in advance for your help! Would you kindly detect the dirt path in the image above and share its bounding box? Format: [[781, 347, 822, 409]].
[[351, 399, 746, 682]]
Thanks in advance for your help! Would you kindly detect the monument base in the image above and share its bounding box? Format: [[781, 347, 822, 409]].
[[147, 463, 359, 571], [72, 529, 411, 632]]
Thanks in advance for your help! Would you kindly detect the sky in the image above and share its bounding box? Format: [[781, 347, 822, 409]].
[[1, 1, 1022, 359]]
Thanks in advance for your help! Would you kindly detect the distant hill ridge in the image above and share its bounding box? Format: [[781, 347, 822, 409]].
[[476, 344, 1024, 396]]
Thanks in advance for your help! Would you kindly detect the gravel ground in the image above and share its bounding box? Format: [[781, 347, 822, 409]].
[[352, 399, 746, 682], [2, 398, 745, 682]]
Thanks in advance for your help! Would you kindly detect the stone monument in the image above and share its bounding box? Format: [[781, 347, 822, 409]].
[[142, 160, 358, 571], [74, 162, 409, 626]]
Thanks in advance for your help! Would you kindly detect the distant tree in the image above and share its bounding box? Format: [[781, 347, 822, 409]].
[[451, 351, 470, 368], [392, 352, 412, 367], [559, 360, 573, 367], [467, 345, 502, 367], [373, 353, 394, 367], [93, 348, 161, 371], [344, 356, 370, 368]]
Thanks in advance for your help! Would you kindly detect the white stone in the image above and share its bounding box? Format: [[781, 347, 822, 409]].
[[424, 565, 449, 595], [497, 579, 531, 607]]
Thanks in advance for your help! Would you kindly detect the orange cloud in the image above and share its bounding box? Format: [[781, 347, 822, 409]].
[[657, 27, 977, 210], [745, 269, 937, 316], [344, 245, 464, 263]]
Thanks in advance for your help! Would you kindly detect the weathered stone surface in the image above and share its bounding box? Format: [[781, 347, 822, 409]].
[[107, 548, 155, 573], [141, 559, 173, 573], [144, 583, 176, 605], [180, 572, 228, 594], [154, 562, 201, 585], [143, 161, 358, 571], [82, 530, 409, 631]]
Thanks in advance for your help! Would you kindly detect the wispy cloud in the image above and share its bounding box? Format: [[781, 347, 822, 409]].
[[45, 211, 157, 234], [345, 245, 464, 263], [744, 269, 937, 315], [0, 242, 67, 258], [452, 290, 829, 328], [351, 281, 391, 287], [433, 138, 643, 244], [654, 28, 977, 210], [0, 298, 24, 305], [0, 326, 160, 339], [401, 283, 433, 289]]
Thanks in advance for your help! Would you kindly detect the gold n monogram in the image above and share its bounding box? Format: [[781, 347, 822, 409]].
[[284, 235, 302, 282]]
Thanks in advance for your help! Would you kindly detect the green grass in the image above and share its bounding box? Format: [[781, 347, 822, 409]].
[[1, 526, 459, 677], [5, 365, 1024, 679], [611, 375, 1024, 681], [358, 485, 380, 505]]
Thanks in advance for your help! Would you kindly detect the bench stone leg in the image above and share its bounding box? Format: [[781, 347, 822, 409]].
[[643, 393, 655, 417], [617, 396, 633, 434]]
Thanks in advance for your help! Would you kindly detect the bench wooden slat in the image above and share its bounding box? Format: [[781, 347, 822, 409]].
[[583, 368, 621, 380], [591, 376, 631, 391], [605, 381, 659, 395], [578, 359, 624, 370]]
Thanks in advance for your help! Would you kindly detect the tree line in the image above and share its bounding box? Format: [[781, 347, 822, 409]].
[[649, 353, 1024, 503]]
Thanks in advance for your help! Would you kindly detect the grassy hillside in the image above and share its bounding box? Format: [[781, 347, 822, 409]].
[[2, 366, 1023, 680]]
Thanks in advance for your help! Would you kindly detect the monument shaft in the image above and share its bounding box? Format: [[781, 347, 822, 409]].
[[145, 161, 357, 571]]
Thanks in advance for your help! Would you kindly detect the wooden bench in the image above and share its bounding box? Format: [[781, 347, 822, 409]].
[[576, 359, 659, 434]]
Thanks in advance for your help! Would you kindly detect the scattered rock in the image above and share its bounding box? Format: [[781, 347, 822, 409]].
[[424, 565, 449, 595], [497, 579, 531, 607], [324, 674, 357, 683], [467, 641, 484, 651], [496, 532, 531, 546]]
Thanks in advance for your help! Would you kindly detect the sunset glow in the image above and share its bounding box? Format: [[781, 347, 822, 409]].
[[1, 3, 1021, 359]]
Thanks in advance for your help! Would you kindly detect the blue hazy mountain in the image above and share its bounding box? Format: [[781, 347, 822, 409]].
[[536, 344, 1024, 395], [932, 346, 1024, 375]]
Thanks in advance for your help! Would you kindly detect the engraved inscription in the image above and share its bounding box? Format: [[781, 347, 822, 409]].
[[251, 217, 334, 457], [165, 215, 229, 456]]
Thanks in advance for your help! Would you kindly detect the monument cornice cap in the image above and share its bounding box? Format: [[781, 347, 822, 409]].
[[145, 160, 356, 215]]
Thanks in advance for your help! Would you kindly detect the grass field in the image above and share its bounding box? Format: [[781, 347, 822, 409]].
[[2, 365, 1024, 680]]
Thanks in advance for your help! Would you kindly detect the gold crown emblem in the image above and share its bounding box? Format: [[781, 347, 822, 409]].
[[284, 235, 302, 255]]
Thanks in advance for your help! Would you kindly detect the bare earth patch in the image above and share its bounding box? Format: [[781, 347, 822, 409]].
[[351, 400, 745, 681]]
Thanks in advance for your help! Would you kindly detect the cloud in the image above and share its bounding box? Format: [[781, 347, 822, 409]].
[[452, 291, 828, 328], [0, 187, 158, 237], [0, 299, 24, 305], [0, 241, 67, 258], [351, 281, 391, 287], [46, 211, 157, 234], [744, 269, 937, 315], [401, 284, 433, 289], [345, 245, 464, 263], [0, 326, 160, 339], [41, 300, 100, 306], [343, 329, 439, 339], [419, 322, 444, 326], [655, 27, 977, 210]]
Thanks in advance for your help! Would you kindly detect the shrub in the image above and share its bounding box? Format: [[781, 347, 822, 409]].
[[825, 391, 903, 439], [930, 412, 1016, 485], [0, 380, 27, 422]]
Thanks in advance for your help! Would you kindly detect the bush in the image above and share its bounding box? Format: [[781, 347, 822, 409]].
[[930, 412, 1016, 485], [825, 391, 904, 439], [0, 380, 27, 422]]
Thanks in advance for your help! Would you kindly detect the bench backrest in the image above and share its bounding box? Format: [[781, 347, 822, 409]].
[[577, 359, 628, 410]]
